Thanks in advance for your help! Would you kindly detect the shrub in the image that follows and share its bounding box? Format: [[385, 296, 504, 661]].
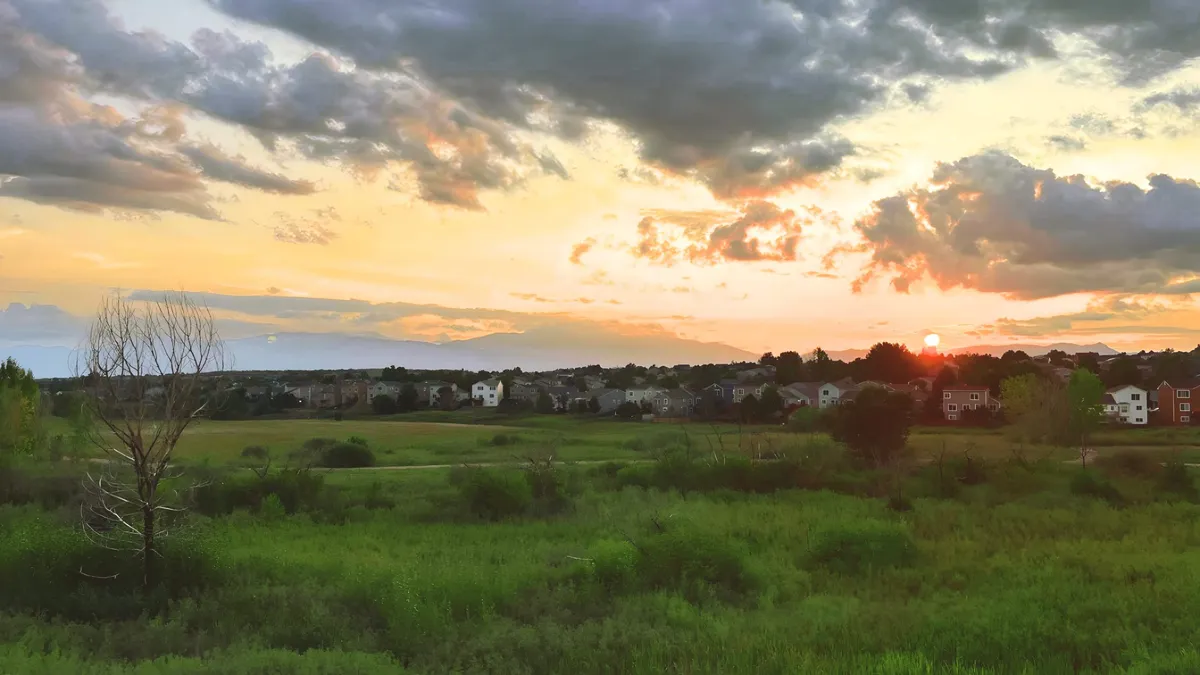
[[260, 493, 287, 521], [459, 468, 532, 521], [956, 455, 988, 486], [488, 433, 519, 446], [190, 469, 326, 516], [317, 442, 375, 468], [333, 411, 344, 421], [1157, 459, 1198, 501], [1098, 449, 1161, 478], [523, 459, 574, 516], [808, 520, 918, 575], [635, 525, 759, 600], [587, 539, 638, 590], [786, 406, 826, 433], [347, 436, 369, 447], [1070, 470, 1125, 507]]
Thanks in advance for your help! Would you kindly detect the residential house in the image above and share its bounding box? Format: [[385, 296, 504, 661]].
[[818, 378, 858, 408], [779, 382, 819, 408], [547, 385, 577, 411], [1154, 379, 1200, 425], [368, 381, 401, 403], [736, 366, 776, 381], [625, 386, 666, 406], [731, 381, 769, 403], [652, 388, 696, 418], [941, 385, 999, 422], [415, 381, 457, 407], [471, 379, 504, 407], [1104, 385, 1148, 425], [509, 382, 542, 404], [590, 388, 626, 414]]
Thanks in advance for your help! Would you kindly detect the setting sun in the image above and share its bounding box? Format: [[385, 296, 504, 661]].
[[924, 333, 941, 348]]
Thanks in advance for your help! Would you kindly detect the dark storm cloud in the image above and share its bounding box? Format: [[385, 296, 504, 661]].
[[840, 151, 1200, 299], [1141, 87, 1200, 113], [179, 145, 316, 195], [0, 302, 87, 344]]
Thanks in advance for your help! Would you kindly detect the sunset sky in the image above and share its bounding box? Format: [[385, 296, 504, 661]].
[[3, 0, 1200, 360]]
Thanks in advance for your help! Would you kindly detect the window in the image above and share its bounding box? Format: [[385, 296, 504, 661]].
[[1135, 418, 1144, 423], [970, 393, 980, 401], [1132, 393, 1141, 401], [989, 403, 999, 411], [1120, 404, 1129, 413], [947, 414, 958, 421], [1183, 416, 1191, 423], [1136, 405, 1143, 411], [823, 389, 830, 396], [735, 389, 744, 396], [1179, 390, 1191, 398], [1182, 403, 1192, 412], [943, 392, 951, 400], [947, 403, 958, 412]]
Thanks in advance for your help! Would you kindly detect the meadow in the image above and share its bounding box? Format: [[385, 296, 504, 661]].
[[5, 415, 1200, 673]]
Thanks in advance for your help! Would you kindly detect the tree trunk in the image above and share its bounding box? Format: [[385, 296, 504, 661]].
[[142, 503, 156, 594]]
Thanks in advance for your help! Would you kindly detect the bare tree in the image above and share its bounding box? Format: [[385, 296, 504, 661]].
[[73, 291, 228, 592]]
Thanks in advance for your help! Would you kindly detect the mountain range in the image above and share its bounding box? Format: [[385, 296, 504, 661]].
[[4, 332, 1122, 380], [3, 326, 758, 379]]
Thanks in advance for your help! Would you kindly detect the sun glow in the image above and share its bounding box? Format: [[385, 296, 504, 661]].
[[924, 333, 940, 348]]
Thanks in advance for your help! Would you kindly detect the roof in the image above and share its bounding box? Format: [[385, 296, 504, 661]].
[[1102, 394, 1117, 405], [1106, 384, 1145, 393], [474, 378, 502, 387], [782, 382, 820, 399], [824, 377, 857, 390], [1157, 378, 1200, 389], [943, 385, 990, 391]]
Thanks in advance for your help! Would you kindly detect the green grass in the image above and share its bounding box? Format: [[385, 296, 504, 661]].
[[4, 457, 1200, 673]]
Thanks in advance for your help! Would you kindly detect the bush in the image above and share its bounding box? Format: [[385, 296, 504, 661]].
[[1157, 459, 1198, 501], [191, 469, 326, 517], [347, 436, 369, 447], [956, 455, 988, 486], [786, 406, 826, 433], [635, 525, 759, 600], [1070, 470, 1125, 507], [586, 539, 638, 590], [808, 520, 918, 575], [317, 442, 375, 468], [459, 469, 532, 521], [523, 459, 574, 516], [1098, 449, 1161, 478], [487, 433, 519, 447]]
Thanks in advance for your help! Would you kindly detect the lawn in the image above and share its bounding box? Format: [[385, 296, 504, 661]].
[[4, 450, 1200, 674]]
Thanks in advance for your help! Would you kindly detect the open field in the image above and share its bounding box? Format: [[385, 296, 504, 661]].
[[53, 411, 1200, 468], [4, 451, 1200, 673]]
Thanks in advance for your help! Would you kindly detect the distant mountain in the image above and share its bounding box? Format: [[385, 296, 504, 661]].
[[826, 342, 1117, 362], [4, 326, 756, 378]]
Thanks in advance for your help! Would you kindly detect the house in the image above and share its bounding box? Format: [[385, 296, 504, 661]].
[[818, 378, 858, 408], [941, 385, 1000, 422], [1105, 385, 1148, 425], [547, 385, 577, 410], [509, 382, 542, 404], [652, 388, 696, 418], [779, 382, 819, 408], [368, 381, 401, 403], [736, 366, 776, 381], [625, 386, 666, 405], [1154, 379, 1200, 425], [731, 381, 769, 403], [471, 379, 504, 407], [415, 381, 457, 407], [569, 388, 625, 414]]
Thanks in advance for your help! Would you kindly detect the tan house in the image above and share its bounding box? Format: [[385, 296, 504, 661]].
[[941, 385, 999, 422]]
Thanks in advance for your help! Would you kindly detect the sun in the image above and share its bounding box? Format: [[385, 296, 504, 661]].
[[924, 333, 940, 348]]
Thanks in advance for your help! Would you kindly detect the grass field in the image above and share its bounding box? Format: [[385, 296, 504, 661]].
[[56, 411, 1200, 468], [7, 415, 1200, 672]]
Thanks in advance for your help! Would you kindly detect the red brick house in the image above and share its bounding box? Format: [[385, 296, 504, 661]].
[[1154, 379, 1200, 425], [941, 385, 1000, 422]]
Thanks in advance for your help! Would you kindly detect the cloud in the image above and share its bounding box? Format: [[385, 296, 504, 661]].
[[841, 151, 1200, 299], [179, 145, 316, 195], [569, 238, 595, 265], [632, 201, 813, 266], [204, 0, 1059, 199], [271, 213, 337, 245], [0, 302, 87, 345], [1046, 135, 1086, 152], [1141, 87, 1200, 113]]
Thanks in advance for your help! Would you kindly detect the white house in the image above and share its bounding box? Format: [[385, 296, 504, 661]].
[[472, 379, 504, 407], [1104, 385, 1148, 425], [818, 378, 858, 408]]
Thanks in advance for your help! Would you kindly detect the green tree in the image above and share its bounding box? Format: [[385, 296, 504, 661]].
[[775, 351, 804, 385], [398, 384, 419, 411], [535, 391, 555, 414], [371, 393, 398, 415], [1067, 368, 1106, 459], [588, 396, 601, 414], [1076, 353, 1100, 373], [1000, 373, 1069, 446], [859, 342, 921, 383], [760, 352, 777, 367], [829, 388, 913, 467], [808, 347, 834, 382], [1103, 356, 1143, 388], [0, 357, 42, 456], [758, 386, 784, 421]]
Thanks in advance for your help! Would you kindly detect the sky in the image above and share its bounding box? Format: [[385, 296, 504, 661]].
[[2, 0, 1200, 361]]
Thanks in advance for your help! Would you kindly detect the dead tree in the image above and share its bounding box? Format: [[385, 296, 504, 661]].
[[73, 291, 228, 593]]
